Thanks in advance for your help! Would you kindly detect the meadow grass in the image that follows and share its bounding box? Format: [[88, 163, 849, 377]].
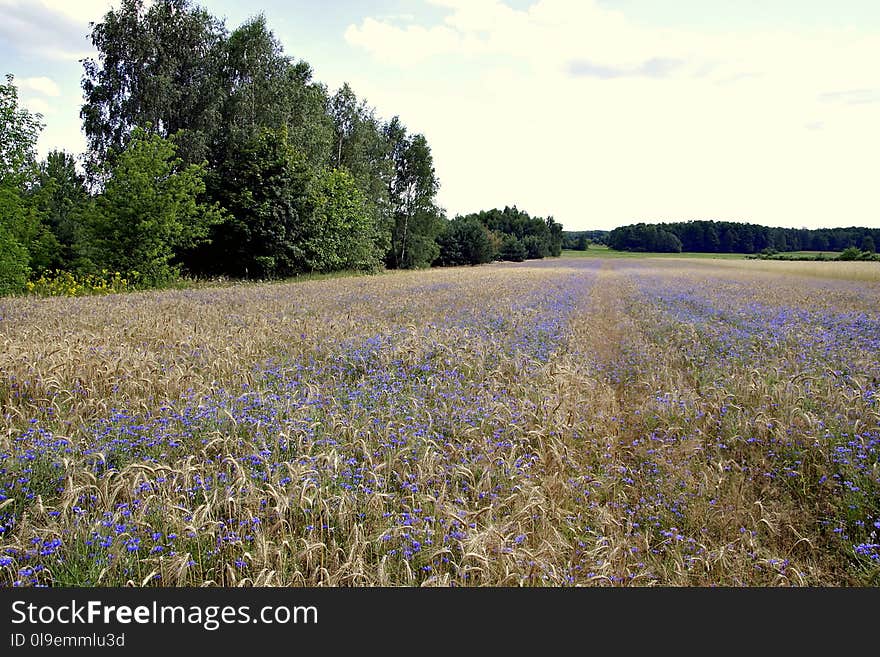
[[562, 245, 748, 260], [1, 257, 878, 586]]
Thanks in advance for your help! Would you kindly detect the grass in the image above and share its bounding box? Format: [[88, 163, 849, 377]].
[[754, 250, 837, 260], [563, 245, 748, 260], [1, 256, 878, 586]]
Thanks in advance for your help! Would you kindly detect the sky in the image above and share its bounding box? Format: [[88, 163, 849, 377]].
[[1, 0, 879, 231]]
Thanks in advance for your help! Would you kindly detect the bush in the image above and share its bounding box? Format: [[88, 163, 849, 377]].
[[838, 247, 863, 261], [498, 234, 527, 262], [25, 269, 132, 297], [436, 216, 496, 266], [0, 225, 29, 296], [86, 127, 221, 287]]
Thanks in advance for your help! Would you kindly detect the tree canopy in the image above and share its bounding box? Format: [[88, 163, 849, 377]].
[[609, 220, 880, 254], [4, 0, 567, 296]]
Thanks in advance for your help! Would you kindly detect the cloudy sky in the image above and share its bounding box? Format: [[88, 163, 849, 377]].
[[2, 0, 878, 231]]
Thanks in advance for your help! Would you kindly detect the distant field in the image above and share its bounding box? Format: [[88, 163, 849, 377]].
[[1, 256, 879, 586], [760, 250, 837, 259], [563, 245, 748, 259]]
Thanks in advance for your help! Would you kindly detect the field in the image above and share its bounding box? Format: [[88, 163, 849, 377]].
[[1, 256, 879, 586], [563, 245, 749, 260]]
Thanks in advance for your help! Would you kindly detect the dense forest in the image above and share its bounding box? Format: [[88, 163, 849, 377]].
[[608, 220, 879, 254], [0, 0, 562, 296]]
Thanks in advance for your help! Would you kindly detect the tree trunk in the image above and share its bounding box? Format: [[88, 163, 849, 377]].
[[399, 211, 409, 268]]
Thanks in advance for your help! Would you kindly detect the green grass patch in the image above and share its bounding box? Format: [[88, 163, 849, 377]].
[[561, 245, 748, 260]]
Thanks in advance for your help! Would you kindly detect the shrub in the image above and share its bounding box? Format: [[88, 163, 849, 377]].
[[0, 225, 29, 296], [838, 247, 863, 261], [25, 269, 132, 297]]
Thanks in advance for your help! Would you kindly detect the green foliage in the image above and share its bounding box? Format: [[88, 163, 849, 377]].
[[307, 168, 384, 272], [392, 213, 442, 269], [34, 151, 89, 257], [86, 127, 221, 285], [54, 0, 469, 284], [0, 73, 53, 294], [837, 247, 878, 262], [80, 1, 392, 283], [838, 247, 862, 261], [563, 230, 608, 249], [0, 74, 44, 184], [610, 219, 880, 255], [436, 216, 495, 266], [0, 221, 29, 296], [0, 181, 61, 278], [197, 128, 311, 278], [608, 223, 682, 252], [81, 0, 227, 168], [329, 83, 393, 258], [522, 235, 548, 259], [452, 206, 563, 262], [196, 129, 382, 278], [220, 15, 333, 170], [499, 234, 527, 262], [384, 119, 442, 269], [25, 269, 132, 297]]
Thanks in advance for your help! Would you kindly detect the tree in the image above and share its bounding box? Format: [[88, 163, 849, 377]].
[[303, 169, 384, 271], [192, 127, 313, 278], [838, 246, 863, 261], [193, 127, 383, 277], [305, 168, 384, 272], [218, 15, 333, 171], [498, 234, 527, 262], [0, 191, 32, 295], [861, 235, 875, 253], [545, 216, 563, 256], [0, 187, 61, 276], [383, 118, 442, 269], [212, 128, 308, 277], [1, 74, 43, 184], [329, 83, 393, 261], [522, 235, 547, 259], [81, 0, 227, 168], [32, 150, 89, 267], [0, 223, 29, 295], [458, 206, 562, 261], [330, 83, 358, 169], [0, 74, 51, 293], [86, 127, 221, 285], [436, 216, 495, 266]]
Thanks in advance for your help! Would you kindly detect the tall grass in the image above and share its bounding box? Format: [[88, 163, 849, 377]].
[[1, 257, 878, 586]]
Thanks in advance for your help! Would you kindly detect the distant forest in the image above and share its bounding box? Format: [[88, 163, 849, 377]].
[[608, 220, 879, 254], [561, 230, 609, 250], [0, 0, 562, 295]]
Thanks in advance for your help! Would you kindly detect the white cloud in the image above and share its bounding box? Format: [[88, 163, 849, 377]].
[[345, 0, 880, 229], [21, 96, 50, 116], [37, 120, 87, 157], [0, 0, 119, 60], [0, 0, 118, 24], [345, 18, 475, 67], [17, 76, 61, 97]]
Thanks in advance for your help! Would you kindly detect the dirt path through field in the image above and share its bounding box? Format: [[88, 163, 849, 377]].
[[560, 261, 645, 424]]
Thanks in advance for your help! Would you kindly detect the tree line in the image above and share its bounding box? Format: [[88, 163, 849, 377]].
[[0, 0, 561, 295], [608, 220, 879, 254], [561, 230, 609, 250], [436, 207, 563, 266]]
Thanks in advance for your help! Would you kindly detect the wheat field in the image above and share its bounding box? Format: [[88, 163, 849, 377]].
[[1, 256, 878, 586]]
